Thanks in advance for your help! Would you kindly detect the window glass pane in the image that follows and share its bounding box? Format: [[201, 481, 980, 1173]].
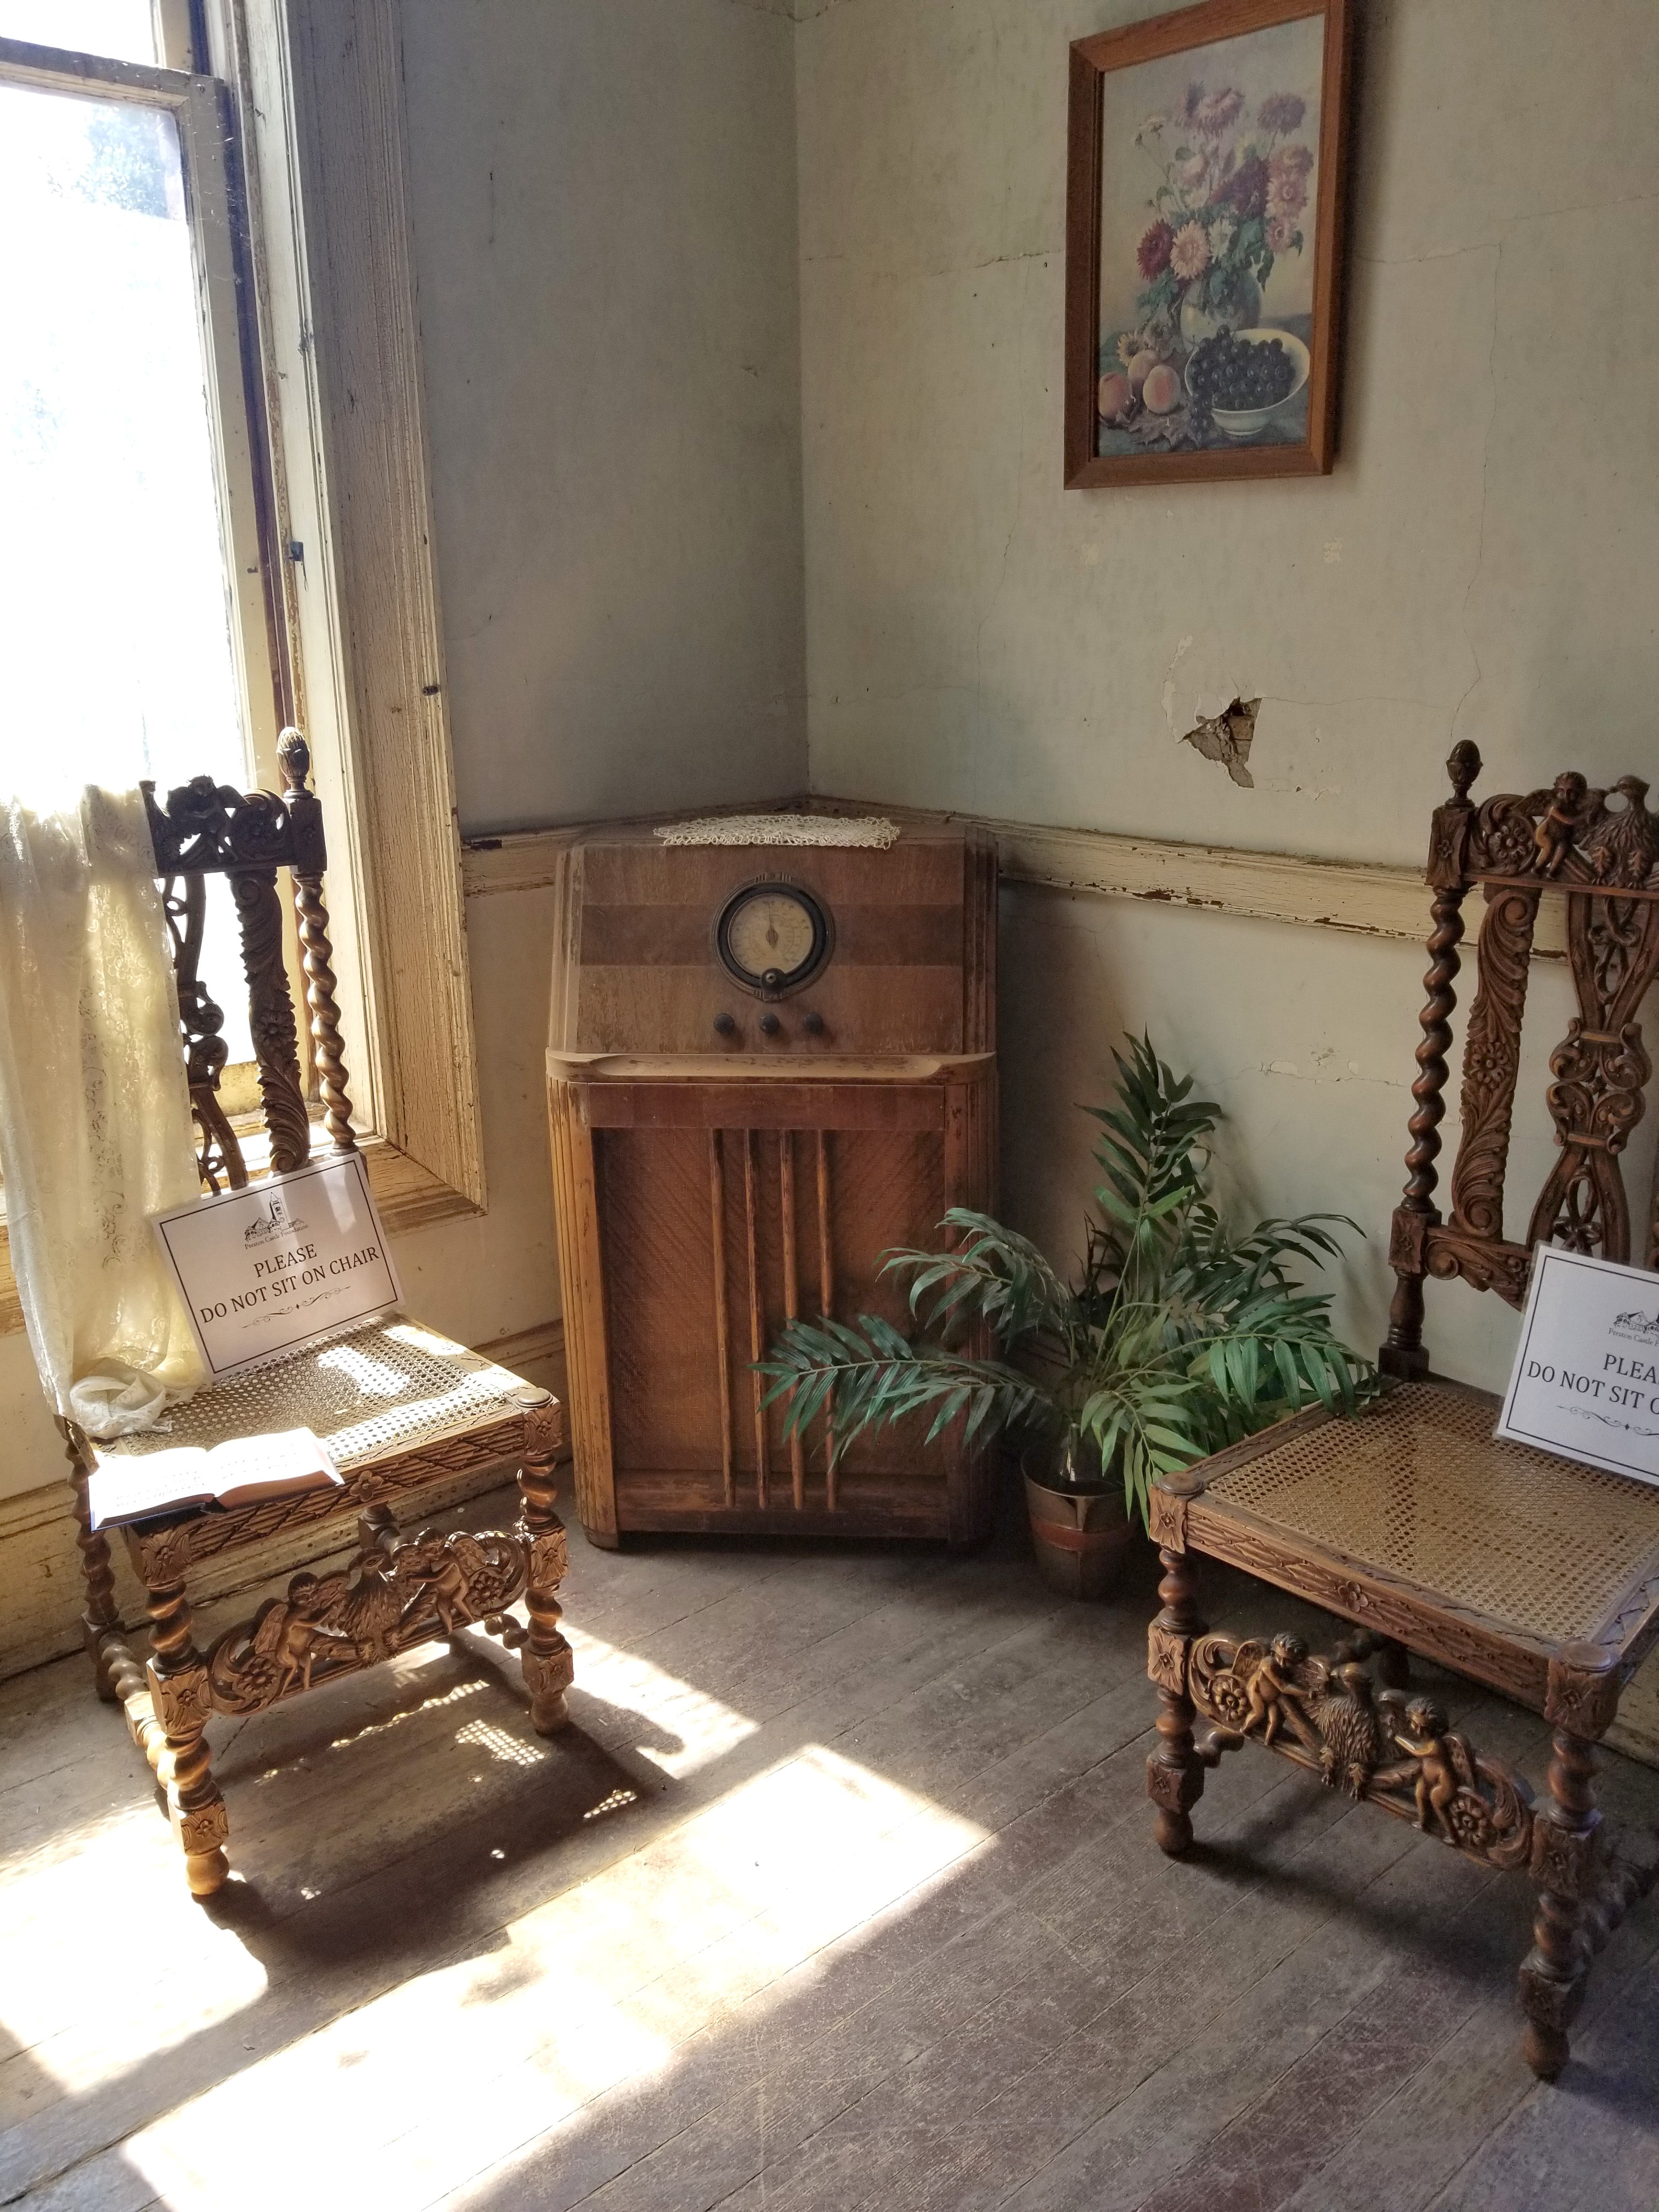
[[1, 82, 247, 795], [0, 2, 157, 65], [1, 80, 255, 1059]]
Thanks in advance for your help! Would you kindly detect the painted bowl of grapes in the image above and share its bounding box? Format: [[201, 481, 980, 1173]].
[[1185, 326, 1309, 441]]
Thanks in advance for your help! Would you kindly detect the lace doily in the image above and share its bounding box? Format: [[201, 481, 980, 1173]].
[[654, 813, 899, 849]]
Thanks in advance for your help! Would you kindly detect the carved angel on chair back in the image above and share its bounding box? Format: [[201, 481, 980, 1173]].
[[1384, 744, 1659, 1378], [142, 728, 354, 1194]]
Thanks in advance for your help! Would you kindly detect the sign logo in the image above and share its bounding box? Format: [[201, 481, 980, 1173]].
[[1611, 1307, 1659, 1344], [242, 1193, 308, 1246]]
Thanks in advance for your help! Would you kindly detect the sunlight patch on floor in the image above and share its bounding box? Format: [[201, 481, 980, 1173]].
[[0, 1801, 269, 2098], [111, 1747, 989, 2212], [563, 1624, 760, 1779]]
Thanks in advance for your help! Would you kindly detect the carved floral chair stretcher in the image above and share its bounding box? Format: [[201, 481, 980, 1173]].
[[1145, 743, 1659, 2080], [65, 732, 575, 1899]]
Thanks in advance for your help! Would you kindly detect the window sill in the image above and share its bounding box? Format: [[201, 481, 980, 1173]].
[[0, 1128, 479, 1340]]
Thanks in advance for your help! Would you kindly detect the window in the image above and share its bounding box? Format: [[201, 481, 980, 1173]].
[[0, 0, 488, 1355], [2, 2, 284, 1089]]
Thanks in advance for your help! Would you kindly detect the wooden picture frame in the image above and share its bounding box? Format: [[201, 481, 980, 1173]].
[[1064, 0, 1352, 489]]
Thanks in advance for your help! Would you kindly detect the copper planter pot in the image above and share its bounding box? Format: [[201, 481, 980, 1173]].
[[1020, 1449, 1133, 1600]]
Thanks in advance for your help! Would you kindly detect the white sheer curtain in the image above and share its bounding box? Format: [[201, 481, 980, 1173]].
[[0, 783, 206, 1433]]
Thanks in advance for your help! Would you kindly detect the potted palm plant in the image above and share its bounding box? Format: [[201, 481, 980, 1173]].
[[759, 1037, 1374, 1596]]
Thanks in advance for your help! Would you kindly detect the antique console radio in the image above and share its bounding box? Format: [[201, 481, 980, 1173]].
[[546, 817, 997, 1548]]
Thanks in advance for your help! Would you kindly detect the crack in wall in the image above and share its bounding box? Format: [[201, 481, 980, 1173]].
[[972, 253, 1031, 760], [1448, 240, 1503, 749], [1357, 185, 1659, 266]]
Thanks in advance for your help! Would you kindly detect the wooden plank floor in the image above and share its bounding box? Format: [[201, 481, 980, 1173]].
[[2, 1476, 1656, 2212]]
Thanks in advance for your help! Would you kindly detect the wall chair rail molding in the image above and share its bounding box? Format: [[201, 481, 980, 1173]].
[[0, 806, 1569, 1338], [461, 800, 1571, 960]]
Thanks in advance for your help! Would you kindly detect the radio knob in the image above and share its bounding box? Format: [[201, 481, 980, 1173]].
[[714, 1012, 737, 1036], [760, 1012, 782, 1036], [803, 1011, 825, 1036]]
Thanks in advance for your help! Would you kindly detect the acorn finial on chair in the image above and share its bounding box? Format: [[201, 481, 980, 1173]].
[[1446, 740, 1481, 802], [278, 727, 312, 797]]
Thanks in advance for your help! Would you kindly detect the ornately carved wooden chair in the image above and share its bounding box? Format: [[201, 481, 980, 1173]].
[[1145, 741, 1659, 2079], [64, 729, 575, 1899]]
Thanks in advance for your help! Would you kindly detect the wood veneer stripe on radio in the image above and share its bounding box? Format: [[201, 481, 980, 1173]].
[[778, 1132, 806, 1511], [744, 1131, 769, 1509], [546, 1082, 616, 1541], [816, 1131, 838, 1514], [708, 1131, 735, 1508], [577, 904, 962, 967], [582, 1083, 948, 1132]]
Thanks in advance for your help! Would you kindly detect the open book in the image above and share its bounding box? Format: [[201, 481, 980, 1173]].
[[88, 1427, 343, 1531]]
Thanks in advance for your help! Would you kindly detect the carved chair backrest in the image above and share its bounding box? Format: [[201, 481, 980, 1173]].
[[1383, 740, 1659, 1379], [141, 727, 355, 1195]]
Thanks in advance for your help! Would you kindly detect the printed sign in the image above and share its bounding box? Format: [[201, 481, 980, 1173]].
[[1497, 1244, 1659, 1487], [153, 1152, 401, 1381]]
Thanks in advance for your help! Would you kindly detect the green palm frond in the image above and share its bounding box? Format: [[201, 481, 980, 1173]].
[[756, 1314, 1062, 1466], [756, 1031, 1376, 1524], [880, 1209, 1079, 1355]]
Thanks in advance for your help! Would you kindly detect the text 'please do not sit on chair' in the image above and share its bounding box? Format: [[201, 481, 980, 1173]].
[[1144, 741, 1659, 2080], [66, 730, 575, 1899]]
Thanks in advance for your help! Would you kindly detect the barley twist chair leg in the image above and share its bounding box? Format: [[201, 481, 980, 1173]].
[[1147, 1545, 1208, 1857], [64, 1427, 122, 1702], [146, 1577, 229, 1899], [517, 1432, 574, 1735], [1518, 1725, 1600, 2080]]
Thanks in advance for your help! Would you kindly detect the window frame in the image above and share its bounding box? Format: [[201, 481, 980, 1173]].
[[0, 29, 286, 790], [0, 0, 489, 1339]]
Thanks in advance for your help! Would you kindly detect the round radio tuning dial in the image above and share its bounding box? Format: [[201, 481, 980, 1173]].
[[803, 1011, 825, 1036], [715, 881, 833, 999], [714, 1012, 737, 1037], [760, 1012, 781, 1036]]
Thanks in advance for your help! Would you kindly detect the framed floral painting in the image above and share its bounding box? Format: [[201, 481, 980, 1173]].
[[1064, 0, 1352, 487]]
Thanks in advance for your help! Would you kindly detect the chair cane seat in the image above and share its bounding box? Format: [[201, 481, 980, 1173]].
[[93, 1316, 555, 1573], [1192, 1380, 1659, 1655], [101, 1314, 549, 1474]]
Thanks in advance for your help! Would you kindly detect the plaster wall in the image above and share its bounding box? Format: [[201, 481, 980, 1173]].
[[797, 0, 1659, 1387], [400, 0, 808, 834]]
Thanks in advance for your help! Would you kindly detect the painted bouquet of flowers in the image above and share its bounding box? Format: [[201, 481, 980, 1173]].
[[1098, 82, 1314, 450], [1133, 83, 1311, 346]]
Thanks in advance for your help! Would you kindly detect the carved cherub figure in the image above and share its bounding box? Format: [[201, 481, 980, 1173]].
[[394, 1530, 523, 1637], [396, 1531, 475, 1635], [1387, 1696, 1468, 1837], [1244, 1632, 1307, 1747], [250, 1572, 351, 1697], [1532, 771, 1589, 876]]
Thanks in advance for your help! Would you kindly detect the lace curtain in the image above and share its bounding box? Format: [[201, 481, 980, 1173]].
[[0, 786, 206, 1433]]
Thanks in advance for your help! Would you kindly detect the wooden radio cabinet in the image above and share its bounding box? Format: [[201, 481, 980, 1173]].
[[546, 821, 997, 1548]]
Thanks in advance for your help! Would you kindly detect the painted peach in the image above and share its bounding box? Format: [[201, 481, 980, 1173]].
[[1128, 348, 1160, 397], [1097, 371, 1132, 422], [1142, 362, 1182, 415]]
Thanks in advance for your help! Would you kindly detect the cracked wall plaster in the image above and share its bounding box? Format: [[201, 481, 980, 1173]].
[[794, 0, 1659, 1390], [797, 0, 1659, 868]]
